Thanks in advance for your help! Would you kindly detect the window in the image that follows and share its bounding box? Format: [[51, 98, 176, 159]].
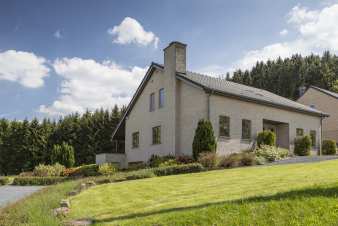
[[310, 130, 316, 147], [296, 128, 304, 136], [159, 88, 165, 108], [149, 92, 155, 112], [242, 119, 251, 140], [219, 116, 230, 137], [132, 132, 139, 148], [152, 126, 161, 144]]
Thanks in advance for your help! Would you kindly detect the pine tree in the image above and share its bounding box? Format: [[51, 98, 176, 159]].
[[192, 119, 217, 160]]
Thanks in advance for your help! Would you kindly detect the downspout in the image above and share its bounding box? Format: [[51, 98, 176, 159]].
[[207, 89, 214, 120], [319, 115, 323, 156]]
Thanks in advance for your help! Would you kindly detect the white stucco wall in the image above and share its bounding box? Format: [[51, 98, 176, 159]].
[[125, 68, 175, 163], [209, 95, 322, 155]]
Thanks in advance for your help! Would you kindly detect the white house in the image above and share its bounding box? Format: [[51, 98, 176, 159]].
[[98, 41, 328, 168]]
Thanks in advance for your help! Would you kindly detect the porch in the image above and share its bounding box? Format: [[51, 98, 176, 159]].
[[263, 119, 289, 149]]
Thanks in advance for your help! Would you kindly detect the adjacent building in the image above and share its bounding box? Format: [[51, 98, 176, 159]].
[[298, 86, 338, 144], [103, 41, 327, 168]]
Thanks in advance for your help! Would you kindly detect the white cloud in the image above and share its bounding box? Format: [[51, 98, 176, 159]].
[[108, 17, 159, 48], [0, 50, 49, 88], [234, 3, 338, 70], [39, 57, 147, 116], [279, 29, 288, 36], [54, 30, 63, 39]]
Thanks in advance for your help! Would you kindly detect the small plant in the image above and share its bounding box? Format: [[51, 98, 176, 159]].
[[51, 142, 75, 168], [219, 152, 256, 168], [33, 163, 65, 177], [255, 145, 289, 162], [257, 130, 276, 147], [98, 163, 117, 176], [0, 177, 12, 185], [294, 135, 311, 156], [198, 152, 219, 169], [322, 140, 337, 155], [176, 155, 194, 164], [158, 159, 179, 167], [70, 164, 99, 177], [192, 119, 217, 160], [148, 154, 175, 167]]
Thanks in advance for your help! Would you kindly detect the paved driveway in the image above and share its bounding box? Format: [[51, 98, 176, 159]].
[[0, 186, 45, 208]]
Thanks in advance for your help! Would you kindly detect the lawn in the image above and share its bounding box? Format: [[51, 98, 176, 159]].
[[69, 160, 338, 226]]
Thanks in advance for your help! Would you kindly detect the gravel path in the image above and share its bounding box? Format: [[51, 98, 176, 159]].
[[269, 155, 338, 165], [0, 186, 45, 208]]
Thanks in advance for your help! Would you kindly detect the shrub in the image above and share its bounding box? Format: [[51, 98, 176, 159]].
[[322, 140, 337, 155], [33, 163, 65, 177], [69, 164, 99, 177], [257, 130, 276, 147], [148, 155, 175, 168], [255, 145, 289, 162], [51, 142, 75, 168], [294, 135, 311, 156], [124, 169, 155, 180], [128, 162, 147, 171], [219, 152, 256, 168], [176, 155, 195, 164], [192, 119, 217, 160], [12, 177, 67, 186], [19, 171, 33, 177], [158, 159, 179, 167], [0, 177, 11, 185], [198, 152, 219, 169], [98, 163, 117, 176], [153, 163, 204, 176]]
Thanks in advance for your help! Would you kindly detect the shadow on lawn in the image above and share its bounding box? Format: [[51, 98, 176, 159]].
[[93, 183, 338, 224]]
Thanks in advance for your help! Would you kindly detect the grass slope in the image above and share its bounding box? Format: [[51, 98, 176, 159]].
[[69, 160, 338, 226]]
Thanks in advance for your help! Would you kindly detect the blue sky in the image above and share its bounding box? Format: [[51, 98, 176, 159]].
[[0, 0, 337, 119]]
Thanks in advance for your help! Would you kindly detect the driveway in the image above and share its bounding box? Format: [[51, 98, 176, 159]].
[[0, 185, 45, 208], [269, 155, 338, 165]]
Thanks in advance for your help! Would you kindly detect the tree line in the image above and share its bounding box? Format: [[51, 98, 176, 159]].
[[0, 106, 125, 175], [230, 51, 338, 100]]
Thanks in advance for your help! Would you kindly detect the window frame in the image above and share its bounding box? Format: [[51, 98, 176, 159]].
[[149, 92, 155, 112], [132, 131, 139, 149], [219, 115, 230, 138], [296, 128, 304, 137], [310, 130, 316, 147], [152, 126, 161, 145], [241, 119, 252, 140], [159, 88, 165, 108]]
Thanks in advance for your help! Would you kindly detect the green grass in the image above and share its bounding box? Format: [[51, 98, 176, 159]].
[[69, 160, 338, 225], [0, 180, 78, 226]]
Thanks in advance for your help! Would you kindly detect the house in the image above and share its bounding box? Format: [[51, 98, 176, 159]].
[[297, 86, 338, 144], [98, 41, 328, 168]]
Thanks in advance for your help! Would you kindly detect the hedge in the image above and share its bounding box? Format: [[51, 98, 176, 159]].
[[12, 177, 68, 186], [0, 177, 12, 185], [152, 163, 205, 176], [322, 140, 337, 155]]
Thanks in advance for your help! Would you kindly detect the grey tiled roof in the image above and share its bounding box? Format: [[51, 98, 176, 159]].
[[310, 86, 338, 99], [177, 71, 327, 117]]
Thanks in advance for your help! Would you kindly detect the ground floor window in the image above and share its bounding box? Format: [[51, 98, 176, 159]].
[[132, 132, 139, 148], [310, 130, 316, 147], [296, 128, 304, 137], [242, 119, 251, 140], [219, 115, 230, 137], [152, 126, 161, 144]]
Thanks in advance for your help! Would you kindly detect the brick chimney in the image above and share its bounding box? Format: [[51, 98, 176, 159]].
[[164, 41, 187, 74]]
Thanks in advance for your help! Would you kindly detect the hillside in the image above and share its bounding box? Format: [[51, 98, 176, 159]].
[[68, 160, 338, 225]]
